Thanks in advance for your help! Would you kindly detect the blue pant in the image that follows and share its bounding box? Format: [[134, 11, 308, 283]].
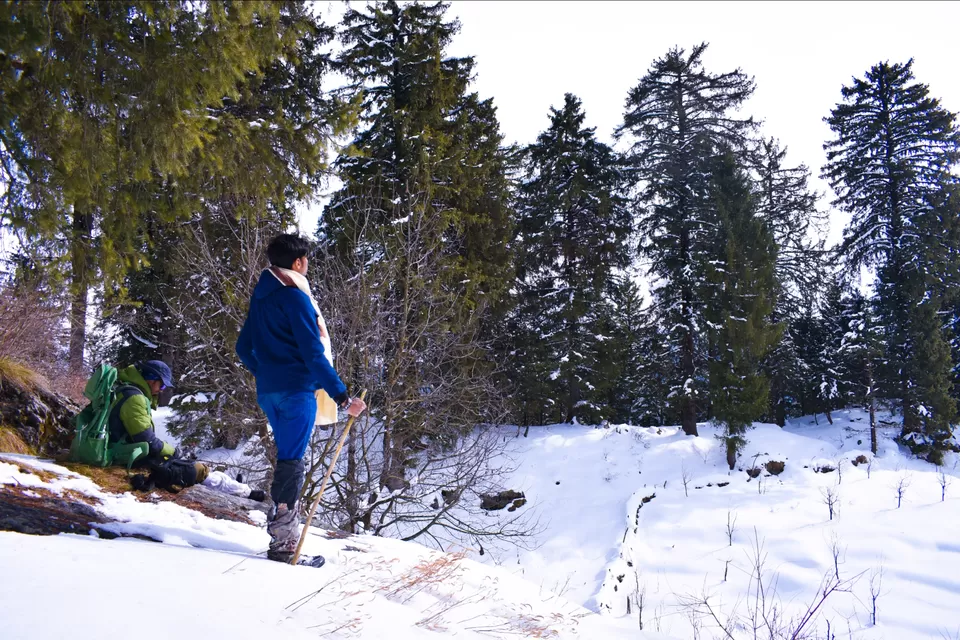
[[259, 391, 317, 506]]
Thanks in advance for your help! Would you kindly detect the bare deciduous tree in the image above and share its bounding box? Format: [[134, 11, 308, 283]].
[[295, 187, 540, 551], [821, 485, 839, 521], [163, 210, 278, 453], [678, 530, 862, 639], [938, 467, 951, 502], [726, 510, 738, 547], [869, 563, 884, 626], [894, 473, 911, 509]]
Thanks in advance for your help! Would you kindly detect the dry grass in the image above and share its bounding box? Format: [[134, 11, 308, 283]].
[[0, 356, 47, 392], [0, 426, 35, 455], [59, 462, 139, 495], [378, 550, 468, 603]]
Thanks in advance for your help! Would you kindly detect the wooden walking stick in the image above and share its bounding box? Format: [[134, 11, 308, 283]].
[[290, 389, 367, 565]]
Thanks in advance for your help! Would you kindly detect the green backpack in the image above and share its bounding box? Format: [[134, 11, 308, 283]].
[[69, 363, 149, 469]]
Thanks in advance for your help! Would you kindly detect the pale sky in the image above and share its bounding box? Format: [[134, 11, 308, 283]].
[[306, 1, 960, 250]]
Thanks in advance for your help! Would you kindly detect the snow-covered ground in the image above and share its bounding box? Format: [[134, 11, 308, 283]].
[[480, 409, 960, 639], [5, 407, 959, 639], [0, 454, 664, 640]]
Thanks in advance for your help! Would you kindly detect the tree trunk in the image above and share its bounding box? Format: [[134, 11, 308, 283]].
[[679, 218, 698, 437], [344, 423, 359, 533], [680, 325, 698, 436], [868, 362, 878, 454], [69, 206, 93, 374]]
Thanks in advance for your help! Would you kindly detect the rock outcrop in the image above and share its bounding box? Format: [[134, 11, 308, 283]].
[[0, 373, 79, 456]]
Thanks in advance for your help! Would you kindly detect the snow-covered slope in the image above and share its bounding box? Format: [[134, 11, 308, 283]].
[[0, 455, 669, 640], [8, 407, 958, 639], [481, 409, 960, 639]]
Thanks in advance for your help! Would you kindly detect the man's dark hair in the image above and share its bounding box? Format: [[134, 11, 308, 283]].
[[267, 233, 311, 270]]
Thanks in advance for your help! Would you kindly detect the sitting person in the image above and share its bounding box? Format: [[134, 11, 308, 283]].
[[109, 360, 179, 464]]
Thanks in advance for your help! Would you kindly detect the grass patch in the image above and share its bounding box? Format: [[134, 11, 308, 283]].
[[0, 426, 35, 455], [60, 462, 139, 495], [0, 356, 47, 392]]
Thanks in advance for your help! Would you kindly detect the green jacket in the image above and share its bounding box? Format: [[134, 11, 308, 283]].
[[109, 366, 175, 460]]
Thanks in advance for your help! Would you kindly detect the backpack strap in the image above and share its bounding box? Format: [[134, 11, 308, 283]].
[[108, 384, 145, 445]]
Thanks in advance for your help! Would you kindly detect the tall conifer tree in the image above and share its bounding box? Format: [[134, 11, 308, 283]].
[[753, 139, 827, 425], [321, 1, 513, 487], [823, 60, 960, 458], [617, 43, 757, 436], [704, 152, 780, 469], [0, 1, 297, 371], [511, 94, 631, 423]]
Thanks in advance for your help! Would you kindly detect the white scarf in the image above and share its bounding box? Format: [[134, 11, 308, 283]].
[[267, 266, 338, 425]]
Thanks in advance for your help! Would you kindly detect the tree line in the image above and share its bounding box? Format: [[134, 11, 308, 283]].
[[1, 1, 958, 477]]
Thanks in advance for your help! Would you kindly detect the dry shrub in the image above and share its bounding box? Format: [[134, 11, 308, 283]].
[[0, 282, 82, 401], [378, 550, 468, 603]]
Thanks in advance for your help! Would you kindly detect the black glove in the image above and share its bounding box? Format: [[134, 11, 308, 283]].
[[130, 474, 155, 492]]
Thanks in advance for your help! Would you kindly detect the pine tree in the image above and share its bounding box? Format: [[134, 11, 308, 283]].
[[704, 151, 780, 469], [98, 3, 350, 445], [752, 138, 828, 425], [617, 43, 757, 436], [0, 2, 297, 372], [817, 276, 852, 423], [923, 184, 960, 402], [840, 290, 884, 453], [754, 138, 828, 316], [603, 276, 664, 425], [823, 59, 960, 458], [321, 0, 514, 488], [511, 94, 632, 424], [790, 309, 829, 418]]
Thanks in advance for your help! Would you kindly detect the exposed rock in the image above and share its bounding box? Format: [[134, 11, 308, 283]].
[[746, 467, 762, 479], [765, 460, 786, 475], [851, 454, 869, 466], [0, 375, 79, 456], [506, 497, 527, 512], [172, 484, 270, 524], [0, 484, 108, 537], [480, 489, 524, 512]]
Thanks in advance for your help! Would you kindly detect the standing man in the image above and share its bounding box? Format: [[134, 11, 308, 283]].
[[236, 233, 366, 563]]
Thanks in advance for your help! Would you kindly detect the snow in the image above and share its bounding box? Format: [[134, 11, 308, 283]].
[[4, 407, 960, 638], [152, 405, 176, 445], [476, 409, 960, 639], [0, 455, 664, 640], [0, 454, 267, 553]]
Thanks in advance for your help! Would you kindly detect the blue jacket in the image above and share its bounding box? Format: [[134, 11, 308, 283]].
[[236, 270, 349, 403]]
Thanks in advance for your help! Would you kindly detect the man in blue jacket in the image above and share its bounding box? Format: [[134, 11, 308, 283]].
[[236, 233, 366, 562]]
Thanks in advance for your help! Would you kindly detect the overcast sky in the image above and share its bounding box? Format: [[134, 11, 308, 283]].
[[306, 0, 960, 249]]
